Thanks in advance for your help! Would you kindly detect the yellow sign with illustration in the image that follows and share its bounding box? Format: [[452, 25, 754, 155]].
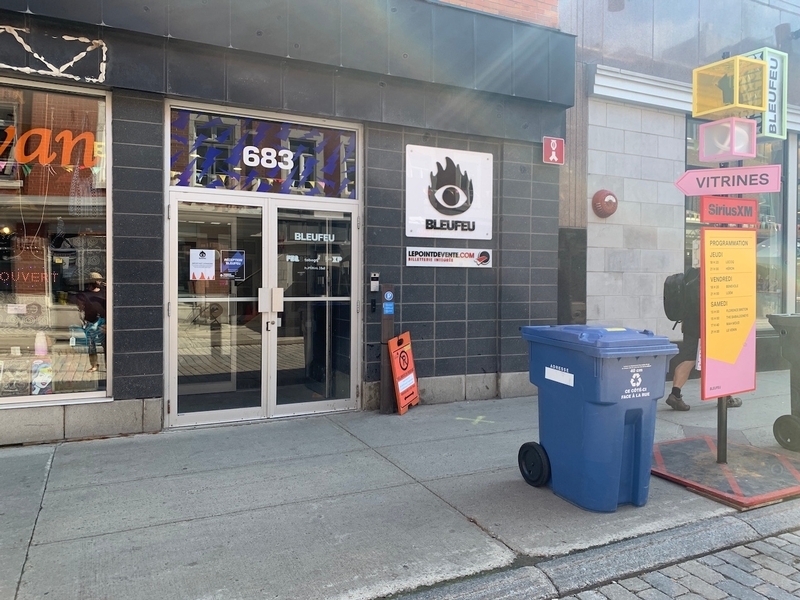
[[701, 228, 757, 399], [693, 55, 767, 119]]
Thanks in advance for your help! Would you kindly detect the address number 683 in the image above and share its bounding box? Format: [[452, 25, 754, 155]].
[[242, 145, 294, 169]]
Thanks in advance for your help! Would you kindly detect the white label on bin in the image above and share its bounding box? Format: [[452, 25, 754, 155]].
[[545, 366, 574, 387], [621, 365, 651, 400]]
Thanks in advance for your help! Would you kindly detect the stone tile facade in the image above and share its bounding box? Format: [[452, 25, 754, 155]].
[[586, 99, 685, 339]]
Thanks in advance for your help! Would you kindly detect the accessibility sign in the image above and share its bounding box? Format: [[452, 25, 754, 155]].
[[674, 164, 781, 196]]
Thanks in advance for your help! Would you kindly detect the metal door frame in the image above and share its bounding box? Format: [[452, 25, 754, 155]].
[[166, 190, 267, 427], [266, 196, 360, 418], [163, 101, 363, 428], [165, 190, 362, 427]]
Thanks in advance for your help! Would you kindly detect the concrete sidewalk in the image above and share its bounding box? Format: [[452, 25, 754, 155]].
[[1, 370, 798, 600]]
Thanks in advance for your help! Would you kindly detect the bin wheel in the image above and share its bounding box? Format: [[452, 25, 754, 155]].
[[518, 442, 550, 487], [773, 415, 800, 452]]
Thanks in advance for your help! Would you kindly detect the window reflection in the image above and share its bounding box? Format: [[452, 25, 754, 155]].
[[654, 0, 699, 69], [0, 87, 107, 400], [603, 0, 654, 64], [276, 208, 352, 404]]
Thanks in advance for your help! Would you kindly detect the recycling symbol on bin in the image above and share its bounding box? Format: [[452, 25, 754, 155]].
[[630, 373, 642, 388]]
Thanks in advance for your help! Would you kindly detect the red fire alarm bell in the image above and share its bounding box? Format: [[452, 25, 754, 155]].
[[592, 189, 618, 218]]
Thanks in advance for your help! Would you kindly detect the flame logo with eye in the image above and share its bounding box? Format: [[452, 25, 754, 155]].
[[427, 157, 473, 216]]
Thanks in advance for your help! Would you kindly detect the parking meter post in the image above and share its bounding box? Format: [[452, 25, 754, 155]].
[[380, 284, 395, 414], [717, 398, 728, 464]]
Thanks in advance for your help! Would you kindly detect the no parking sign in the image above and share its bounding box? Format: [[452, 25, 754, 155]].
[[388, 332, 420, 415]]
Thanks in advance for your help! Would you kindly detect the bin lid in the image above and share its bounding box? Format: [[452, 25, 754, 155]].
[[521, 325, 678, 357], [767, 314, 800, 330]]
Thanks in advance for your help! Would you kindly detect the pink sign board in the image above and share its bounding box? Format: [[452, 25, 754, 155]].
[[675, 164, 781, 196], [700, 228, 757, 400]]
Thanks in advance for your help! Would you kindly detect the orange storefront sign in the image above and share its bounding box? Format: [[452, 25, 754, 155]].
[[388, 332, 420, 415], [0, 126, 98, 167]]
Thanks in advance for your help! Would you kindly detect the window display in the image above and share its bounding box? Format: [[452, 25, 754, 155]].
[[0, 85, 107, 401], [169, 109, 357, 199]]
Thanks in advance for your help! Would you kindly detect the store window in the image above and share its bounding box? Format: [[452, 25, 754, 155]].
[[685, 118, 785, 330], [169, 109, 357, 199], [0, 86, 107, 401]]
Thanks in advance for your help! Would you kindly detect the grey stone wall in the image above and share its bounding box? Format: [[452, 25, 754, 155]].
[[364, 125, 559, 398], [585, 98, 685, 339]]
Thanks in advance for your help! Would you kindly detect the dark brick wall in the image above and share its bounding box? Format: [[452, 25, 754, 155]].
[[364, 125, 559, 382], [111, 91, 164, 399]]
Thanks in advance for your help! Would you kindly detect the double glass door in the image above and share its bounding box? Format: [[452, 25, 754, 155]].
[[169, 192, 357, 426]]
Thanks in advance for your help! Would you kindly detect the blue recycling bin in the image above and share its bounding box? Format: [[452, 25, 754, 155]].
[[519, 325, 678, 512]]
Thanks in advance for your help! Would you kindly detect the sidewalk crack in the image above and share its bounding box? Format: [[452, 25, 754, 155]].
[[326, 416, 520, 557], [15, 443, 59, 600]]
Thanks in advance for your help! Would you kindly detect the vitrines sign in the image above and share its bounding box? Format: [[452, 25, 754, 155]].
[[405, 146, 492, 240]]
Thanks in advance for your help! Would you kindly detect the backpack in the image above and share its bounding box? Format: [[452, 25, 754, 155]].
[[663, 273, 686, 326], [663, 268, 700, 328]]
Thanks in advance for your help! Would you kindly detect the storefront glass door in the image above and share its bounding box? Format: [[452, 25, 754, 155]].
[[169, 193, 357, 426], [273, 206, 353, 412], [173, 198, 263, 422]]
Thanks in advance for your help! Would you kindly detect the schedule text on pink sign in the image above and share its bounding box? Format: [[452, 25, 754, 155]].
[[700, 228, 757, 400]]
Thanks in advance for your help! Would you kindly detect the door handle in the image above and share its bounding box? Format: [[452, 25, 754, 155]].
[[266, 319, 276, 331]]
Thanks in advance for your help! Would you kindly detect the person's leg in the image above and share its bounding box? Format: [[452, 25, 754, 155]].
[[86, 327, 98, 372], [666, 360, 694, 411], [666, 333, 699, 411], [672, 359, 694, 389]]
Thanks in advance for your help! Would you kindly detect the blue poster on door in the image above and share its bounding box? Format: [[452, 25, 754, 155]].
[[220, 250, 246, 281]]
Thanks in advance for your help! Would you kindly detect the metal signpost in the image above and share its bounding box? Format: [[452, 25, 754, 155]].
[[676, 52, 779, 464], [379, 285, 396, 414], [700, 223, 758, 463]]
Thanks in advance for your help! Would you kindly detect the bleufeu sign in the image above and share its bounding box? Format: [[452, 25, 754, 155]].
[[743, 47, 788, 140]]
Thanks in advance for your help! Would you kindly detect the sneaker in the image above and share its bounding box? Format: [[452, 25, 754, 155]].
[[724, 395, 742, 408], [666, 393, 690, 411]]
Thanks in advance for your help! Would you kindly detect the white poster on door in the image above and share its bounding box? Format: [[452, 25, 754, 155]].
[[405, 145, 493, 240], [190, 249, 215, 280]]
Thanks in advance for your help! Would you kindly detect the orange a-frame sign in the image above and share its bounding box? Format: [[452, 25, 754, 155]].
[[388, 332, 420, 415]]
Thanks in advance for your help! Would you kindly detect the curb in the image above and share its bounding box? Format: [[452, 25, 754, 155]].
[[398, 500, 800, 599]]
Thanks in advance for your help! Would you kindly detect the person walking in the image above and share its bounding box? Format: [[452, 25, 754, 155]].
[[665, 266, 742, 411], [77, 273, 106, 373]]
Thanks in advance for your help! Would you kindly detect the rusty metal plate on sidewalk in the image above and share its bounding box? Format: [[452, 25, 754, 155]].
[[652, 436, 800, 510]]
